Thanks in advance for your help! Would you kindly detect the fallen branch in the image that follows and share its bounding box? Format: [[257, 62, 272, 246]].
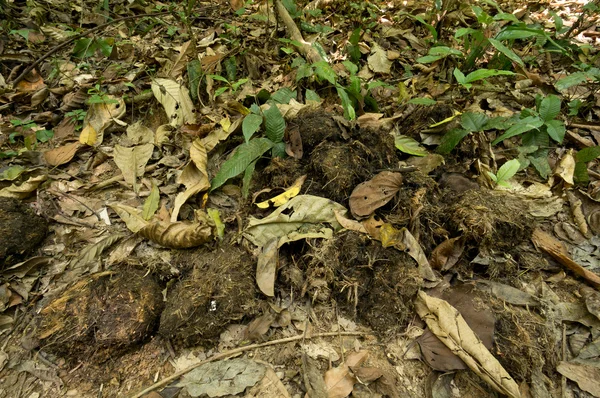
[[129, 331, 369, 398], [274, 0, 323, 64], [532, 227, 600, 289]]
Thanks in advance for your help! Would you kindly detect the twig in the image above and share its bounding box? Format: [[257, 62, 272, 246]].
[[128, 331, 370, 398], [273, 0, 323, 63], [11, 11, 173, 86]]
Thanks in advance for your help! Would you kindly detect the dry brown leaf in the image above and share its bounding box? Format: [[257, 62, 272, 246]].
[[349, 171, 403, 218], [324, 351, 369, 398], [285, 126, 303, 159], [138, 220, 212, 249], [43, 142, 80, 166], [415, 291, 520, 398], [256, 238, 278, 297], [430, 236, 464, 271], [245, 313, 276, 341], [557, 362, 600, 397], [169, 40, 194, 79]]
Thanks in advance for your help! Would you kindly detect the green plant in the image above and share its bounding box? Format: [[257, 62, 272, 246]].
[[453, 67, 515, 90], [208, 75, 248, 99], [65, 109, 87, 131], [7, 119, 54, 152], [87, 84, 118, 105], [72, 37, 114, 59], [487, 158, 520, 188], [574, 146, 600, 184], [211, 101, 286, 197]]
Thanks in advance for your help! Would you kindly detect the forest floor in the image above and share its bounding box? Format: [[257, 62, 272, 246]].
[[1, 0, 600, 397]]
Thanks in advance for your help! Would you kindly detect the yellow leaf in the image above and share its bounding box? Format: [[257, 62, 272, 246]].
[[428, 110, 462, 128], [256, 175, 306, 209], [79, 123, 97, 145]]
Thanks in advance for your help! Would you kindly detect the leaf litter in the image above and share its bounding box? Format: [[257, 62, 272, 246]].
[[0, 0, 600, 397]]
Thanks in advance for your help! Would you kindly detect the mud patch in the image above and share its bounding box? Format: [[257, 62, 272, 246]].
[[159, 245, 259, 347], [36, 268, 163, 361]]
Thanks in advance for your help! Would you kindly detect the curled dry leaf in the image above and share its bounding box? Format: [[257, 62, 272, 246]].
[[324, 351, 369, 398], [430, 236, 464, 271], [138, 220, 213, 249], [415, 291, 520, 398], [43, 142, 80, 166], [79, 97, 126, 146], [349, 171, 403, 218], [256, 175, 306, 209]]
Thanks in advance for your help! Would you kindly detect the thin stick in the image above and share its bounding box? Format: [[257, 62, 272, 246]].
[[129, 331, 369, 398], [11, 11, 173, 86]]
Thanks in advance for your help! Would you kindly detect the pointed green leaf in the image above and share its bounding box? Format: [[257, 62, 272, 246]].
[[576, 146, 600, 162], [545, 119, 565, 143], [460, 112, 488, 132], [488, 38, 524, 67], [437, 129, 471, 154], [539, 95, 561, 121], [453, 68, 466, 84], [395, 135, 428, 156], [408, 98, 437, 106], [263, 104, 285, 143], [211, 138, 274, 191], [313, 61, 337, 85], [495, 158, 520, 184], [464, 69, 514, 84], [492, 116, 544, 145], [242, 114, 263, 142]]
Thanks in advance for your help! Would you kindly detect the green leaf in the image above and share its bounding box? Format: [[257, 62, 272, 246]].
[[342, 60, 358, 75], [208, 74, 229, 83], [522, 129, 549, 148], [407, 98, 436, 106], [455, 27, 478, 38], [295, 63, 313, 81], [488, 38, 524, 67], [96, 38, 113, 57], [483, 116, 511, 130], [576, 146, 600, 162], [336, 86, 356, 120], [574, 162, 589, 185], [460, 112, 488, 132], [263, 104, 286, 143], [464, 69, 515, 84], [36, 129, 54, 142], [492, 116, 544, 145], [214, 86, 229, 98], [495, 158, 520, 184], [142, 182, 160, 220], [242, 159, 257, 199], [0, 165, 25, 181], [211, 138, 274, 191], [493, 12, 520, 23], [437, 128, 471, 154], [231, 78, 248, 91], [242, 114, 263, 142], [272, 141, 287, 158], [395, 135, 428, 156], [544, 119, 565, 143], [429, 46, 462, 57], [291, 57, 306, 68], [305, 89, 322, 102], [496, 27, 545, 41], [416, 55, 443, 64], [555, 72, 588, 91], [271, 87, 297, 104], [529, 153, 551, 179], [539, 95, 561, 121], [453, 68, 466, 84], [313, 61, 337, 85]]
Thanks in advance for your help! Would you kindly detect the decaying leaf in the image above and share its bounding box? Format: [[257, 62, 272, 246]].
[[244, 195, 347, 248], [557, 361, 600, 397], [245, 312, 276, 341], [256, 238, 278, 297], [151, 78, 195, 127], [430, 236, 464, 271], [367, 43, 392, 74], [177, 358, 266, 397], [126, 121, 154, 145], [138, 220, 213, 249], [349, 171, 403, 218], [324, 350, 369, 398], [0, 175, 47, 199], [256, 175, 306, 209], [110, 203, 148, 233], [43, 142, 80, 166], [415, 291, 520, 398], [79, 97, 126, 146], [113, 143, 154, 190], [171, 139, 210, 222]]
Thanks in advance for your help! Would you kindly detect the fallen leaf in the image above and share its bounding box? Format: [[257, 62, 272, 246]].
[[430, 236, 464, 271], [138, 220, 213, 249], [152, 78, 195, 127], [43, 142, 80, 166], [113, 143, 154, 190], [79, 97, 125, 146], [256, 238, 278, 297], [349, 171, 403, 218], [367, 43, 392, 74], [256, 175, 306, 208], [557, 361, 600, 397]]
